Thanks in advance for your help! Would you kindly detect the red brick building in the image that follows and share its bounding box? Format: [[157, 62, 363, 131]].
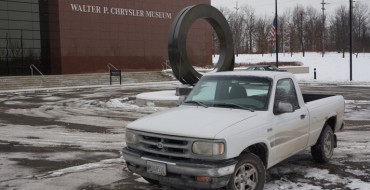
[[0, 0, 212, 75]]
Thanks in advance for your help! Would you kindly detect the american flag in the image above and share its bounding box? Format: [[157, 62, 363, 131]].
[[269, 16, 277, 44]]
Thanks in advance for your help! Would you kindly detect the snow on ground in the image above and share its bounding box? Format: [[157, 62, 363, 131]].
[[213, 52, 370, 83], [345, 100, 370, 121], [136, 90, 178, 101], [1, 62, 370, 189], [35, 158, 124, 179], [0, 84, 180, 190]]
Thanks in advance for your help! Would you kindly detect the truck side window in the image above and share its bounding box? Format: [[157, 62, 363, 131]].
[[275, 79, 300, 110]]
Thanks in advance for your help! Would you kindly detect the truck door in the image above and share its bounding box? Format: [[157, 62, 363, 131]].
[[270, 78, 309, 161]]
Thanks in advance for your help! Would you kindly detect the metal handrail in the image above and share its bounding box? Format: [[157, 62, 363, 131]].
[[30, 64, 45, 87], [162, 60, 171, 71], [30, 64, 45, 78], [107, 63, 118, 71]]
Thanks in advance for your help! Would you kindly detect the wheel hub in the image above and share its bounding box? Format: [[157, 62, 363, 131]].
[[324, 132, 333, 157], [234, 163, 258, 190]]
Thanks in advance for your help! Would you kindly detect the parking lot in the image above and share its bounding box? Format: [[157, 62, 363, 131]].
[[0, 82, 369, 190]]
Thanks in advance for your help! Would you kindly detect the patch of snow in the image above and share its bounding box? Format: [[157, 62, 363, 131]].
[[36, 158, 124, 179], [135, 177, 149, 183], [347, 179, 370, 190], [3, 101, 24, 105], [345, 100, 370, 121], [106, 98, 138, 108], [136, 90, 179, 101], [265, 179, 322, 190], [335, 131, 370, 162], [6, 107, 55, 119], [0, 125, 124, 150], [213, 52, 370, 82], [42, 96, 63, 101], [345, 169, 368, 176], [57, 115, 128, 128], [304, 168, 346, 184]]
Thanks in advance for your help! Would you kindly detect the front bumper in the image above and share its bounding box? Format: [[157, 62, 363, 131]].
[[122, 147, 237, 189]]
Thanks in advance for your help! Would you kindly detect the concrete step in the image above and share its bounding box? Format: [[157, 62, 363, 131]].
[[0, 71, 174, 91]]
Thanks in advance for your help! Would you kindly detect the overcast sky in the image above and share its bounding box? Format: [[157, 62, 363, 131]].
[[211, 0, 364, 18]]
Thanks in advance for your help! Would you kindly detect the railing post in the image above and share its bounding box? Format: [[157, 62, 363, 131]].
[[109, 68, 122, 85], [107, 63, 122, 85], [29, 64, 45, 87], [110, 70, 112, 85], [120, 72, 122, 85]]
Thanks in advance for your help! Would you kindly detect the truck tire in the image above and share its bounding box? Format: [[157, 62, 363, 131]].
[[226, 153, 265, 190], [311, 125, 334, 163]]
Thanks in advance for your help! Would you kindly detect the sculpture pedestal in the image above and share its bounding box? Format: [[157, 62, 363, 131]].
[[176, 85, 193, 96]]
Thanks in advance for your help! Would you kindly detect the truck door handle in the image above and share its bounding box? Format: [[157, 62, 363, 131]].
[[267, 128, 273, 132], [300, 114, 306, 120]]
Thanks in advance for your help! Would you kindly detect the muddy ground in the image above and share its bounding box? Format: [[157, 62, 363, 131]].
[[0, 82, 369, 190]]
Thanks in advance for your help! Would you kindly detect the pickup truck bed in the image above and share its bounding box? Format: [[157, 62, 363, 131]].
[[303, 93, 336, 103]]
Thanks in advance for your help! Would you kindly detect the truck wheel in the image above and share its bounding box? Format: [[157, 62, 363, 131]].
[[311, 125, 334, 163], [226, 153, 265, 190]]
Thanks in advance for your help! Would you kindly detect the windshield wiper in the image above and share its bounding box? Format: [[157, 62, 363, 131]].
[[213, 103, 255, 112], [183, 100, 208, 108]]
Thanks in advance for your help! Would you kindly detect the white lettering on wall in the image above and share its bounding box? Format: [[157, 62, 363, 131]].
[[71, 4, 101, 14], [70, 4, 172, 19], [110, 7, 144, 17], [146, 11, 171, 19]]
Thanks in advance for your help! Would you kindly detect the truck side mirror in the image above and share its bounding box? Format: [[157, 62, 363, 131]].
[[275, 102, 294, 114]]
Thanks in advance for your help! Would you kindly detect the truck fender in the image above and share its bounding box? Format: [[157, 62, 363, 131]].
[[239, 142, 269, 167]]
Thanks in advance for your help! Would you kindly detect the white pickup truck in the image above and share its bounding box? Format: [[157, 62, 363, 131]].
[[122, 71, 345, 190]]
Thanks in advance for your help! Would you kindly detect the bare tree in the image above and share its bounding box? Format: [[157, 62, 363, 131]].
[[304, 6, 321, 52], [229, 10, 245, 56], [329, 5, 349, 54], [279, 10, 291, 54], [219, 6, 232, 21], [215, 6, 232, 55], [255, 17, 270, 55], [241, 5, 256, 53], [292, 5, 306, 56], [216, 3, 370, 55], [353, 1, 369, 56]]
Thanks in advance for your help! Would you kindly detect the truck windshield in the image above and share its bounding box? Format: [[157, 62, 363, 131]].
[[184, 75, 272, 111]]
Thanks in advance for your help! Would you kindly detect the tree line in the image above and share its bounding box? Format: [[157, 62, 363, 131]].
[[213, 2, 370, 56]]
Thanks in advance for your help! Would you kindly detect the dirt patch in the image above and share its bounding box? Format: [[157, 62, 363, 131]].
[[344, 120, 370, 128], [78, 167, 168, 190], [0, 113, 111, 133], [9, 158, 89, 173], [10, 152, 119, 174], [0, 141, 118, 153]]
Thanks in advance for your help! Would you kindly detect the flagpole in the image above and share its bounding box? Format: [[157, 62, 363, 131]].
[[275, 0, 279, 67]]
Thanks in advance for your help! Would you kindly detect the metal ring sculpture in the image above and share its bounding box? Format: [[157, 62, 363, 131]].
[[168, 4, 235, 85]]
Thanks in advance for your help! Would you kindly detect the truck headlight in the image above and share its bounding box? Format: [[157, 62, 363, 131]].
[[125, 131, 138, 144], [192, 141, 225, 156]]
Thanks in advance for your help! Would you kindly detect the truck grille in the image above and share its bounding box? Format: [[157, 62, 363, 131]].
[[134, 131, 194, 159]]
